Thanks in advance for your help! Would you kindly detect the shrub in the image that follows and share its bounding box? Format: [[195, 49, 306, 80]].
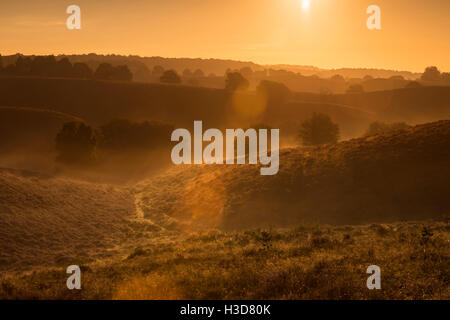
[[298, 113, 339, 146], [365, 121, 410, 136], [99, 119, 174, 151], [55, 121, 98, 164]]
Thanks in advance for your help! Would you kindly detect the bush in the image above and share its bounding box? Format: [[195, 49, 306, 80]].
[[99, 119, 174, 151], [298, 113, 339, 146], [55, 122, 98, 164], [364, 121, 410, 136]]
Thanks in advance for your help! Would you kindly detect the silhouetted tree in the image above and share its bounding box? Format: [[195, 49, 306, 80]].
[[114, 65, 133, 81], [55, 122, 98, 164], [31, 55, 57, 77], [365, 121, 410, 136], [160, 70, 181, 84], [94, 63, 115, 80], [152, 65, 165, 77], [55, 58, 73, 77], [0, 54, 3, 71], [331, 74, 345, 82], [256, 80, 291, 105], [72, 62, 93, 79], [298, 113, 339, 146], [193, 69, 204, 77], [15, 56, 33, 75], [421, 66, 441, 81], [441, 72, 450, 83], [225, 72, 249, 91]]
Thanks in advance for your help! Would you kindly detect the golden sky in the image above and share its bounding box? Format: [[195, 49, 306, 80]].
[[1, 0, 449, 72]]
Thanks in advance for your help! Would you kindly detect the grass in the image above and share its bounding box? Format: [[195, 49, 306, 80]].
[[1, 220, 448, 300]]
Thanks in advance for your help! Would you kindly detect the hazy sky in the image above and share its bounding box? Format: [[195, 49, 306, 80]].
[[1, 0, 449, 72]]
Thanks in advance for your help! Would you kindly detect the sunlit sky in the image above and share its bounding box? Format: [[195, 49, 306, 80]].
[[1, 0, 449, 72]]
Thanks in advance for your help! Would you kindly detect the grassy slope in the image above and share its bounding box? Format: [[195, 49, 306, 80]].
[[0, 168, 144, 271], [1, 220, 448, 299], [135, 120, 450, 230]]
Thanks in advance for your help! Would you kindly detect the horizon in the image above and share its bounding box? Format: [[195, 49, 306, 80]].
[[1, 0, 449, 73], [0, 51, 432, 75]]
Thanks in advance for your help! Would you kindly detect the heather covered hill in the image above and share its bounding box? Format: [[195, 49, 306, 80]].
[[0, 168, 139, 271], [135, 120, 450, 230]]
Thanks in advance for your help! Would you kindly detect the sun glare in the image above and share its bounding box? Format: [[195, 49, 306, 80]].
[[302, 0, 310, 10]]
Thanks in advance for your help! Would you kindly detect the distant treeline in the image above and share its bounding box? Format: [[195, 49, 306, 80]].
[[0, 55, 132, 81]]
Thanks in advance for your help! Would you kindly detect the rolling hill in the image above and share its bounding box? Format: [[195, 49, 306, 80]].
[[0, 168, 139, 271], [135, 120, 450, 230]]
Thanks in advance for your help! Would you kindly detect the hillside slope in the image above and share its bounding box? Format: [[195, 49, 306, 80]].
[[0, 168, 139, 271], [135, 120, 450, 230], [0, 106, 84, 153]]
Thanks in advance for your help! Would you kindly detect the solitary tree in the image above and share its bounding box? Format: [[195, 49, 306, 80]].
[[160, 70, 181, 84], [421, 66, 441, 81], [225, 72, 249, 91], [298, 113, 339, 146]]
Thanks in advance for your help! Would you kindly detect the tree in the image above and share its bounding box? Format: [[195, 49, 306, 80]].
[[298, 113, 339, 146], [72, 62, 93, 79], [441, 72, 450, 83], [364, 121, 410, 136], [193, 69, 204, 77], [114, 65, 133, 81], [256, 80, 291, 105], [15, 56, 33, 75], [55, 58, 73, 77], [55, 122, 98, 164], [225, 72, 249, 91], [94, 63, 132, 81], [0, 54, 3, 71], [160, 70, 181, 84], [421, 66, 441, 81], [152, 65, 165, 77], [94, 63, 115, 80]]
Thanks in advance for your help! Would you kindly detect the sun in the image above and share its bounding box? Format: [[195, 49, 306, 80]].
[[302, 0, 310, 10]]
